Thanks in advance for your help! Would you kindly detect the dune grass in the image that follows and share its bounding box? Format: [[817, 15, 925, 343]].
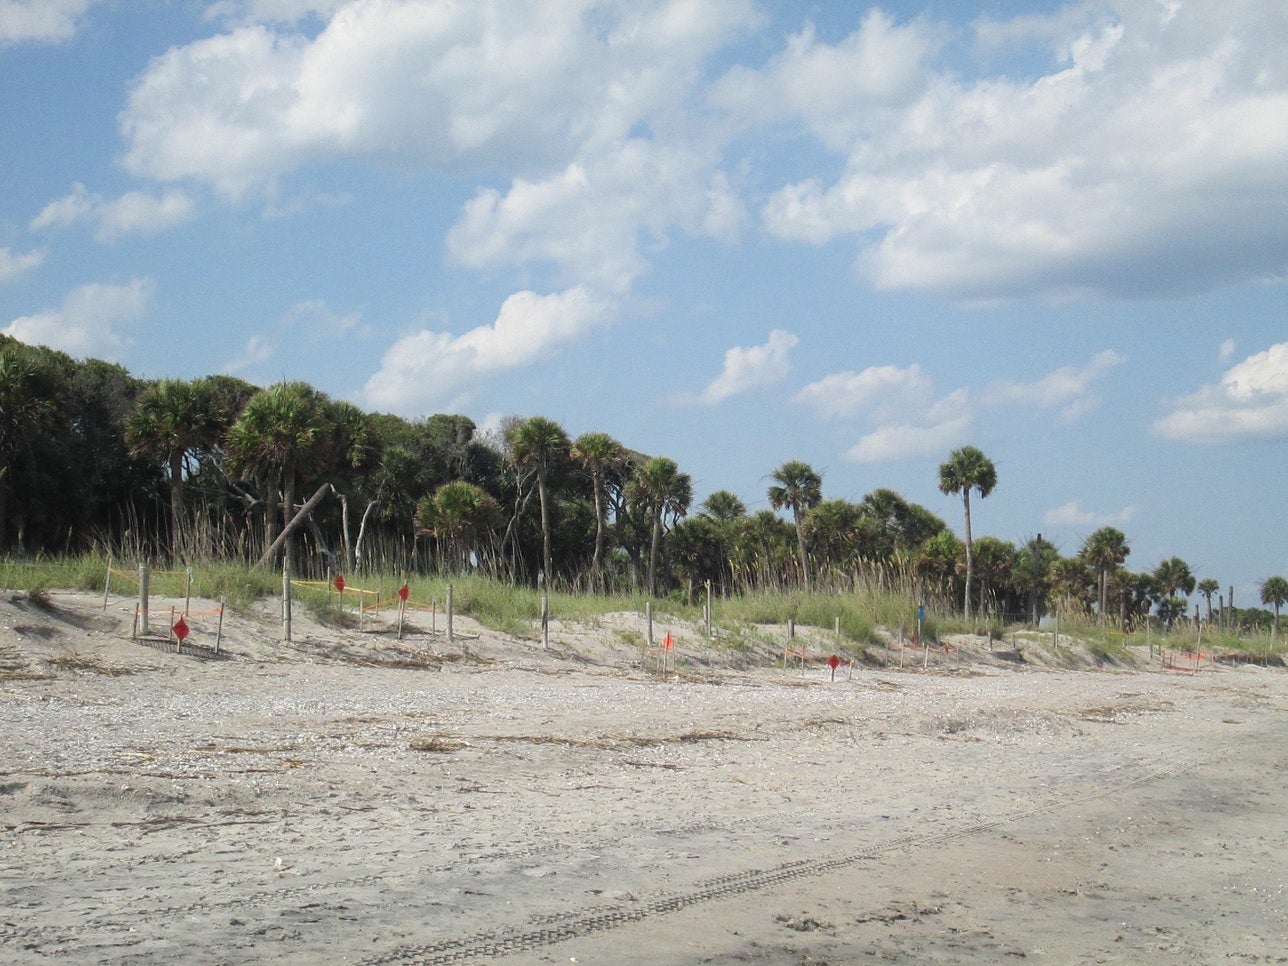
[[1, 553, 1284, 662]]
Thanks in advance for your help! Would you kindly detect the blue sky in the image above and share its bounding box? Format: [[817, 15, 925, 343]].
[[2, 0, 1286, 607]]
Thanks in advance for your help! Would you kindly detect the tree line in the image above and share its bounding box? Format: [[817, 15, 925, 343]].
[[2, 335, 1284, 631]]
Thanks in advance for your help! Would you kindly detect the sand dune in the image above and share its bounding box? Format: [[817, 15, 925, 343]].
[[1, 589, 1284, 964]]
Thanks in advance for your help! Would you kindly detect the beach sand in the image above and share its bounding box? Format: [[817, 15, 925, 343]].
[[1, 589, 1284, 964]]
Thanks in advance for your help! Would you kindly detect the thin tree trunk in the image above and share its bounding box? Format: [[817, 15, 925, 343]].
[[354, 499, 377, 572], [537, 473, 551, 587], [255, 482, 334, 569], [647, 512, 662, 596], [168, 450, 184, 555], [793, 510, 809, 590], [962, 491, 973, 620], [590, 468, 605, 592]]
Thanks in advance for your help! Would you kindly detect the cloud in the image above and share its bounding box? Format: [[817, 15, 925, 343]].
[[1152, 341, 1288, 442], [985, 349, 1125, 420], [205, 0, 348, 27], [223, 334, 274, 375], [31, 183, 196, 241], [280, 298, 364, 339], [1219, 339, 1236, 361], [794, 363, 973, 463], [796, 350, 1122, 463], [362, 286, 611, 412], [1044, 501, 1137, 529], [678, 329, 797, 406], [447, 153, 746, 294], [2, 279, 153, 359], [713, 11, 937, 152], [120, 1, 754, 288], [757, 2, 1288, 300], [0, 0, 97, 44], [844, 414, 973, 464], [120, 2, 754, 188], [0, 246, 45, 283]]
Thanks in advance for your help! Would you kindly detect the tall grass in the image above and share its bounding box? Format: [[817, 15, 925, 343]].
[[3, 553, 1286, 663]]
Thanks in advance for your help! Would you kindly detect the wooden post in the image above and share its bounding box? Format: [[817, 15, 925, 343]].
[[397, 595, 405, 642], [138, 562, 150, 636], [646, 601, 654, 648], [447, 584, 454, 643], [834, 616, 841, 646], [788, 618, 795, 639], [705, 580, 712, 639], [282, 562, 292, 644], [169, 606, 176, 652], [185, 567, 193, 616], [102, 554, 113, 612], [541, 594, 549, 650], [215, 598, 225, 654]]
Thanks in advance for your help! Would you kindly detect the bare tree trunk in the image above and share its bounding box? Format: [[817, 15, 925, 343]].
[[255, 483, 334, 569], [354, 499, 377, 572]]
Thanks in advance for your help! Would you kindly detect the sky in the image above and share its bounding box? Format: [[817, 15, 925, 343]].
[[1, 0, 1286, 608]]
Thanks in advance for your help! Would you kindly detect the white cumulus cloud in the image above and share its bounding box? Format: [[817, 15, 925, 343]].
[[1044, 501, 1137, 529], [1153, 341, 1288, 442], [0, 246, 45, 283], [680, 329, 797, 406], [986, 349, 1125, 420], [0, 0, 97, 44], [794, 363, 973, 463], [362, 286, 611, 412], [757, 1, 1288, 300], [31, 183, 196, 241], [2, 279, 153, 359]]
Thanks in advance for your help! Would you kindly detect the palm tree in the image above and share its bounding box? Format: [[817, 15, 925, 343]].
[[627, 456, 692, 596], [1080, 526, 1130, 621], [416, 480, 500, 573], [699, 490, 746, 596], [803, 498, 863, 584], [1012, 534, 1058, 625], [225, 381, 332, 566], [1049, 556, 1094, 616], [572, 431, 622, 592], [125, 378, 225, 554], [0, 346, 65, 552], [971, 535, 1016, 617], [936, 445, 997, 619], [508, 416, 570, 587], [767, 460, 822, 590], [1259, 575, 1288, 637], [1196, 578, 1220, 623], [1153, 556, 1195, 600]]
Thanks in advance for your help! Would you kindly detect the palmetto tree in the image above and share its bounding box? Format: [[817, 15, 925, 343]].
[[1080, 526, 1130, 621], [125, 378, 225, 554], [508, 416, 570, 587], [1153, 556, 1195, 600], [767, 460, 822, 590], [936, 445, 997, 619], [572, 431, 622, 592], [627, 456, 692, 596], [0, 346, 64, 552], [971, 535, 1016, 618], [1013, 534, 1059, 624], [1196, 577, 1220, 623], [1259, 575, 1288, 637], [225, 382, 332, 566], [416, 480, 500, 574], [699, 490, 746, 596]]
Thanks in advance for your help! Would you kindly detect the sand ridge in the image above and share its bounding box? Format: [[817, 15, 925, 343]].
[[1, 590, 1285, 963]]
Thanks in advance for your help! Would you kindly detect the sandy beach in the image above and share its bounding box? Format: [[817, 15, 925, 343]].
[[1, 589, 1285, 964]]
